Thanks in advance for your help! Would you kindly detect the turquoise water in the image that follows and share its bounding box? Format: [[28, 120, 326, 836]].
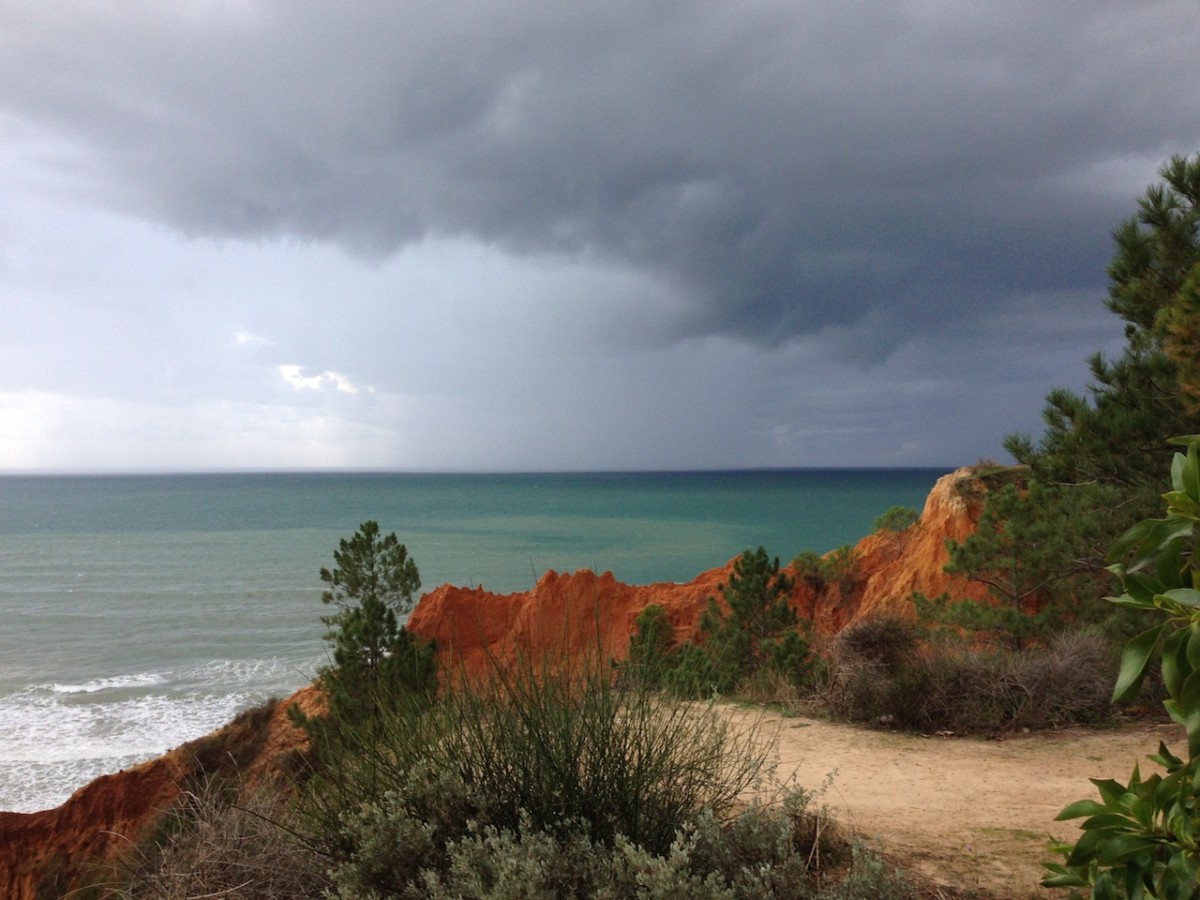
[[0, 469, 945, 811]]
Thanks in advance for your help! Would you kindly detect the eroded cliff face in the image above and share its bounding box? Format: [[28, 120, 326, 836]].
[[794, 466, 990, 631], [406, 565, 733, 680], [1, 467, 986, 898], [0, 686, 322, 900]]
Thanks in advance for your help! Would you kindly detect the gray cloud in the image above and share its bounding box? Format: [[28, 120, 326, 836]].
[[5, 1, 1198, 354]]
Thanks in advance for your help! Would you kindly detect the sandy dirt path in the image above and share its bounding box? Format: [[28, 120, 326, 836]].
[[726, 708, 1185, 898]]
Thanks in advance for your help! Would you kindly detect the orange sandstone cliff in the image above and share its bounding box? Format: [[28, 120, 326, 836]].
[[0, 467, 985, 898]]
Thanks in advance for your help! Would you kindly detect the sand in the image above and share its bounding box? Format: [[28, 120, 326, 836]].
[[726, 707, 1184, 898]]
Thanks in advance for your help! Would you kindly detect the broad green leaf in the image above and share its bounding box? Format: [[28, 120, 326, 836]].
[[1108, 517, 1167, 566], [1040, 869, 1089, 889], [1113, 623, 1167, 703], [1165, 698, 1185, 726], [1154, 539, 1186, 590], [1109, 592, 1160, 610], [1091, 778, 1129, 808], [1188, 623, 1200, 672], [1079, 812, 1139, 831], [1164, 490, 1200, 520], [1161, 864, 1199, 900], [1149, 740, 1183, 769], [1123, 864, 1147, 900], [1065, 827, 1106, 866], [1162, 588, 1200, 609], [1187, 443, 1200, 500], [1161, 627, 1189, 698], [1180, 676, 1200, 763], [1122, 570, 1167, 605], [1093, 870, 1118, 900], [1057, 799, 1115, 820], [1097, 835, 1156, 865]]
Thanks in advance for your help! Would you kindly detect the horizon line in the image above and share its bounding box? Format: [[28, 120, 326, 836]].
[[0, 463, 963, 477]]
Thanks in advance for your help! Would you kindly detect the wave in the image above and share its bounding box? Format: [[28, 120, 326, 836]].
[[51, 672, 167, 694], [0, 656, 317, 813]]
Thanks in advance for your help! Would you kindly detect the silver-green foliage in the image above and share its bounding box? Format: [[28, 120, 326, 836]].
[[1044, 436, 1200, 898], [302, 647, 777, 886], [326, 768, 911, 900]]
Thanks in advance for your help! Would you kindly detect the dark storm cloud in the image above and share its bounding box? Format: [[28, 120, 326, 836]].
[[3, 0, 1199, 352]]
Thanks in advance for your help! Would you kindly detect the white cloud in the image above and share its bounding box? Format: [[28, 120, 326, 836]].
[[234, 330, 275, 347], [278, 365, 360, 395]]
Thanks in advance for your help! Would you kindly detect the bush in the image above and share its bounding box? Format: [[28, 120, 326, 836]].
[[871, 506, 919, 533], [120, 778, 328, 899], [833, 616, 920, 677], [792, 546, 858, 594], [626, 603, 674, 688], [825, 623, 1115, 733], [1045, 436, 1200, 896], [298, 644, 778, 882], [326, 772, 909, 900]]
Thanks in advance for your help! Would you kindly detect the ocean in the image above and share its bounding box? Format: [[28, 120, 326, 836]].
[[0, 468, 946, 812]]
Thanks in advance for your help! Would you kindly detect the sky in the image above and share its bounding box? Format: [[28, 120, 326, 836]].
[[2, 2, 1199, 472]]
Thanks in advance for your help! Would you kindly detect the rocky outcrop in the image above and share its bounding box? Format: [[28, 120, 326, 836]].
[[0, 686, 322, 900], [0, 467, 988, 897], [793, 465, 990, 631]]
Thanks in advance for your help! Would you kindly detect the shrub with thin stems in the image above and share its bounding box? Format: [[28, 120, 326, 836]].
[[824, 622, 1115, 733], [117, 776, 329, 899], [299, 644, 778, 866]]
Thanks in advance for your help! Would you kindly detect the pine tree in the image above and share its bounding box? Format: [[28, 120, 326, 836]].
[[310, 521, 436, 731], [952, 154, 1200, 638], [695, 547, 808, 687]]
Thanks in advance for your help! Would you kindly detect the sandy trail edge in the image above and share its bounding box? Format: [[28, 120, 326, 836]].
[[724, 707, 1184, 898]]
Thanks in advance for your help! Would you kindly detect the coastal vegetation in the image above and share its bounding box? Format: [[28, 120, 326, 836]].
[[305, 520, 437, 732], [817, 154, 1200, 742]]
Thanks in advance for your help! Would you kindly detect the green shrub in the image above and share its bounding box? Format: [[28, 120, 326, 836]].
[[814, 841, 917, 900], [298, 643, 777, 882], [871, 506, 919, 533], [792, 546, 858, 594], [325, 772, 909, 900], [1045, 437, 1200, 897], [627, 603, 674, 688], [792, 550, 826, 589], [662, 639, 735, 698]]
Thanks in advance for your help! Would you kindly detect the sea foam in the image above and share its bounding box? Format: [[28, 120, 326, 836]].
[[0, 657, 311, 813]]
